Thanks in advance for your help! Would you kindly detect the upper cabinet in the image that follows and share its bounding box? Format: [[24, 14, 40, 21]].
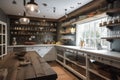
[[9, 16, 58, 45], [0, 21, 7, 59]]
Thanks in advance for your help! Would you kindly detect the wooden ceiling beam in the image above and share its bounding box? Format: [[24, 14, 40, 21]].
[[8, 15, 58, 22], [58, 0, 107, 22]]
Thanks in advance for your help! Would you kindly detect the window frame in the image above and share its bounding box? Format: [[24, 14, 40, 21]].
[[76, 16, 109, 50]]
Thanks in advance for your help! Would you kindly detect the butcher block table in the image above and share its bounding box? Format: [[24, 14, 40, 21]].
[[0, 51, 57, 80]]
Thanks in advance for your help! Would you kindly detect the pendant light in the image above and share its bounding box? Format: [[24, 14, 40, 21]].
[[19, 12, 30, 24], [19, 0, 30, 24], [65, 9, 68, 18], [25, 0, 40, 14]]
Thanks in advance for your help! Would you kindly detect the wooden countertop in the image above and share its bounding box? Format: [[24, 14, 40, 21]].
[[0, 51, 57, 80]]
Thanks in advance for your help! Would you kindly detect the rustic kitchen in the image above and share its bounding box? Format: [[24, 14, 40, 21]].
[[0, 0, 120, 80]]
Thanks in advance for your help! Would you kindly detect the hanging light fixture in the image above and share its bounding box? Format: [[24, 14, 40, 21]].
[[19, 12, 30, 24], [25, 0, 40, 14], [19, 0, 30, 24], [65, 9, 68, 18]]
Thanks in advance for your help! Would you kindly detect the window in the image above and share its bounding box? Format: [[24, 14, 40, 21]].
[[76, 17, 109, 49]]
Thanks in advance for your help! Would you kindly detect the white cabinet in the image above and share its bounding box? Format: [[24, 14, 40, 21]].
[[0, 21, 7, 59], [26, 46, 56, 61], [56, 46, 120, 80], [56, 46, 87, 80], [87, 54, 120, 80]]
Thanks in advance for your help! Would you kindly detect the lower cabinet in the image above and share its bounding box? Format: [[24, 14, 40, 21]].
[[26, 46, 57, 61], [55, 46, 120, 80], [56, 46, 87, 80], [10, 46, 57, 61], [87, 54, 120, 80]]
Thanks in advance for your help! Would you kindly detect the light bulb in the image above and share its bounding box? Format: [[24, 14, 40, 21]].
[[71, 27, 75, 34], [25, 4, 40, 14], [19, 17, 30, 24], [30, 5, 35, 11]]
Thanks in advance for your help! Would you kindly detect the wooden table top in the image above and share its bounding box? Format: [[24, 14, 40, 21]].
[[0, 51, 57, 80]]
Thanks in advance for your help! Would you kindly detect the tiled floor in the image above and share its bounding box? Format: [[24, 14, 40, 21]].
[[48, 62, 79, 80]]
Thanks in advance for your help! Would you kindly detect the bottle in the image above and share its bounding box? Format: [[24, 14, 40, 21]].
[[12, 37, 17, 45]]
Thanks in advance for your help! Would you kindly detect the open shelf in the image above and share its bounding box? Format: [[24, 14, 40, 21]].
[[57, 55, 64, 63], [89, 71, 110, 80], [57, 54, 64, 58], [65, 58, 86, 69], [101, 37, 120, 42], [100, 23, 120, 28], [101, 37, 120, 39], [60, 32, 75, 35], [56, 49, 64, 56], [106, 8, 120, 16], [9, 17, 58, 45], [11, 23, 56, 27], [88, 69, 111, 80], [61, 38, 72, 40], [56, 59, 65, 66], [10, 29, 57, 33], [65, 60, 86, 80]]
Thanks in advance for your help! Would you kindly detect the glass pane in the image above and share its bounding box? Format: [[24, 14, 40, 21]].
[[0, 46, 1, 55], [3, 45, 5, 55], [89, 39, 95, 48], [76, 17, 108, 49], [3, 25, 5, 34], [3, 36, 5, 44], [0, 24, 2, 34], [89, 22, 95, 38], [0, 36, 1, 44]]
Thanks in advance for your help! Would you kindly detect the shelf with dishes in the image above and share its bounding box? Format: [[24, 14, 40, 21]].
[[11, 20, 57, 27], [60, 27, 76, 35], [11, 24, 56, 27], [99, 7, 120, 42], [99, 8, 120, 27], [99, 16, 120, 29], [100, 22, 120, 28], [106, 8, 120, 16], [10, 26, 57, 32], [10, 29, 57, 32], [60, 32, 75, 35], [101, 37, 120, 40], [9, 17, 58, 45], [10, 33, 57, 36]]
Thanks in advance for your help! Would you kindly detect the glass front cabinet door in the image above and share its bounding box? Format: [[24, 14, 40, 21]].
[[0, 21, 7, 59]]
